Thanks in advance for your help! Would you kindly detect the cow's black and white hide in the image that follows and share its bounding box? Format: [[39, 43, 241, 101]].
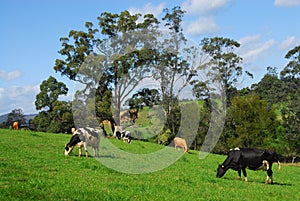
[[115, 131, 121, 140], [216, 148, 281, 184], [113, 126, 122, 140], [64, 127, 100, 157], [121, 130, 131, 143]]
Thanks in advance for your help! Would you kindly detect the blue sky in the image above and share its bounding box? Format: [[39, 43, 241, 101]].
[[1, 0, 300, 115]]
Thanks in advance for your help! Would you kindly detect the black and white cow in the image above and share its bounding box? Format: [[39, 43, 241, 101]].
[[64, 127, 100, 157], [114, 126, 122, 140], [121, 130, 132, 143], [216, 148, 281, 184]]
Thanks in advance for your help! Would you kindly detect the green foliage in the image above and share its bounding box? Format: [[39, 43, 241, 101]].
[[157, 129, 174, 145], [30, 7, 299, 159], [252, 67, 285, 106], [281, 45, 300, 79], [35, 76, 68, 112], [33, 76, 73, 133], [162, 6, 186, 33], [194, 101, 210, 150], [224, 95, 279, 150], [55, 9, 160, 127], [6, 108, 26, 128], [1, 129, 299, 201], [32, 111, 49, 132], [199, 37, 252, 104], [279, 46, 300, 157], [125, 88, 161, 124]]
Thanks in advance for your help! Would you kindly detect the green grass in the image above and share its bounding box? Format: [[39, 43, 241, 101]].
[[0, 129, 299, 200]]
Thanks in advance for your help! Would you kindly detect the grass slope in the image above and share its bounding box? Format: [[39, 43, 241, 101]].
[[0, 129, 299, 200]]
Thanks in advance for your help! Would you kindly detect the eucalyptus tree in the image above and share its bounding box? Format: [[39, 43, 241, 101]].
[[35, 76, 68, 112], [198, 37, 252, 106], [252, 66, 285, 107], [152, 6, 198, 136], [280, 45, 300, 158], [192, 37, 253, 155], [54, 11, 159, 128], [33, 76, 73, 133], [6, 108, 26, 128]]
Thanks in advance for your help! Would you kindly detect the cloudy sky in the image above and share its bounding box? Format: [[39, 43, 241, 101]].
[[1, 0, 300, 115]]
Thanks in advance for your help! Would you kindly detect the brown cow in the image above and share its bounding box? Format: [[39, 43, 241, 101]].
[[174, 137, 188, 153], [12, 122, 19, 130]]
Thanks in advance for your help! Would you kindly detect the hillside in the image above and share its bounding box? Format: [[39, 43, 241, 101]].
[[0, 114, 8, 124], [0, 129, 299, 200], [0, 113, 37, 124]]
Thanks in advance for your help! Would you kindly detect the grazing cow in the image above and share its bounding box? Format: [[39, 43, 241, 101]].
[[121, 130, 132, 143], [216, 148, 281, 184], [174, 137, 188, 153], [12, 121, 19, 130], [114, 126, 122, 140], [115, 131, 121, 140], [64, 127, 100, 157]]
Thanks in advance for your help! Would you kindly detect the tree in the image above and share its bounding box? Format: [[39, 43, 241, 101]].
[[35, 76, 68, 112], [252, 66, 285, 107], [152, 6, 197, 137], [279, 45, 300, 158], [125, 88, 160, 123], [33, 76, 73, 133], [223, 95, 279, 151], [6, 108, 26, 128], [192, 37, 251, 154], [54, 11, 159, 129], [198, 37, 252, 106], [281, 45, 300, 79]]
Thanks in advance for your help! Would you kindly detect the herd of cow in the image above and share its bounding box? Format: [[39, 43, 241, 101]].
[[11, 121, 282, 184], [63, 127, 281, 184]]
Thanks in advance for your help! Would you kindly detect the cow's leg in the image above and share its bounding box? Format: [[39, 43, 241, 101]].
[[266, 162, 273, 184], [92, 146, 97, 157], [84, 142, 89, 157], [94, 147, 98, 157], [242, 168, 248, 182], [237, 170, 242, 180], [96, 147, 99, 157], [78, 147, 82, 157]]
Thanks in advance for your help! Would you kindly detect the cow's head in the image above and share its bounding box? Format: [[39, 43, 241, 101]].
[[216, 164, 227, 178], [64, 144, 74, 156]]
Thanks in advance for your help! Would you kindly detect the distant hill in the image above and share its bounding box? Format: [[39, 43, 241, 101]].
[[0, 114, 9, 124], [0, 113, 37, 124]]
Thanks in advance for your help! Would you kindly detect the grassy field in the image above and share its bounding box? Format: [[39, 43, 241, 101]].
[[0, 129, 299, 201]]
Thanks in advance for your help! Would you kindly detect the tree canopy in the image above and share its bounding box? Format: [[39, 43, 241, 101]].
[[24, 7, 300, 159]]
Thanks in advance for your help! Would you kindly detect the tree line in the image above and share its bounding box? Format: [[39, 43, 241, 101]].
[[3, 7, 299, 160]]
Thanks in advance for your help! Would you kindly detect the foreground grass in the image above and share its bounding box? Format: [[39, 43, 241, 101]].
[[0, 129, 299, 200]]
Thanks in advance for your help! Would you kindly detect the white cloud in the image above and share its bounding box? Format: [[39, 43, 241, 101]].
[[186, 16, 219, 35], [0, 85, 40, 114], [128, 3, 166, 17], [274, 0, 300, 7], [238, 35, 276, 63], [182, 0, 231, 15], [279, 36, 298, 51], [0, 70, 22, 81]]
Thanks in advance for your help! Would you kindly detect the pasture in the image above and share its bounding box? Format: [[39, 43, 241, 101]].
[[0, 129, 299, 200]]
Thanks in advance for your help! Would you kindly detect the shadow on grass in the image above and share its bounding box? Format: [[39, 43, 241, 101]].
[[71, 154, 117, 159], [265, 181, 293, 186], [220, 177, 293, 186]]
